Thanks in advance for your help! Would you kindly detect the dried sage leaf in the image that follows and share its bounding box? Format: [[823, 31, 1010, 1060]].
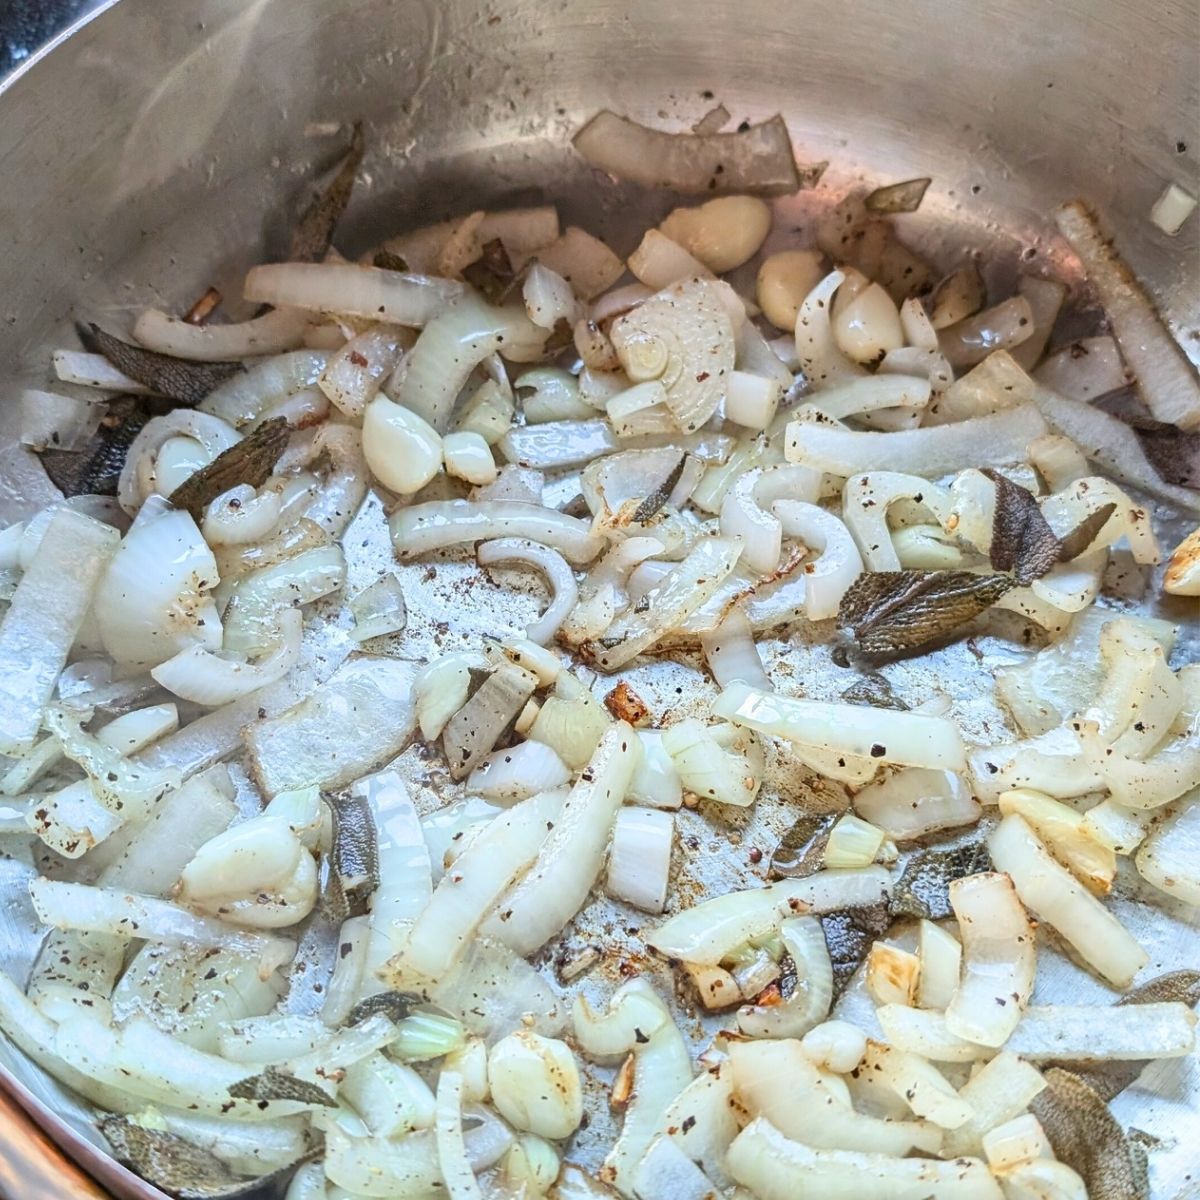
[[632, 453, 688, 524], [228, 1066, 336, 1106], [1056, 501, 1117, 564], [372, 249, 410, 273], [462, 238, 519, 304], [321, 790, 380, 922], [889, 828, 993, 920], [346, 989, 425, 1026], [167, 417, 291, 520], [290, 120, 365, 263], [838, 569, 1014, 661], [1031, 1067, 1148, 1200], [36, 395, 152, 497], [441, 664, 538, 780], [865, 177, 931, 215], [100, 1115, 292, 1199], [770, 811, 838, 879], [820, 901, 892, 999], [840, 674, 908, 710], [88, 324, 243, 405], [985, 469, 1062, 583]]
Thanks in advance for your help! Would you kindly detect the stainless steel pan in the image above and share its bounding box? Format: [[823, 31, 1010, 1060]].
[[0, 1, 1195, 1196]]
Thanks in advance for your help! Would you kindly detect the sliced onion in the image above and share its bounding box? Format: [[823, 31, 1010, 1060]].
[[392, 789, 565, 984], [391, 499, 603, 564], [467, 740, 571, 802], [720, 463, 822, 574], [583, 535, 743, 671], [201, 484, 284, 546], [435, 1071, 483, 1200], [95, 501, 222, 670], [52, 349, 154, 394], [852, 767, 980, 840], [479, 725, 639, 955], [759, 500, 864, 622], [117, 410, 241, 513], [646, 868, 890, 965], [988, 813, 1147, 988], [319, 324, 407, 418], [787, 403, 1047, 479], [133, 306, 310, 360], [500, 418, 621, 470], [938, 296, 1034, 368], [626, 229, 714, 290], [944, 872, 1035, 1047], [699, 606, 770, 690], [715, 683, 966, 770], [726, 1118, 996, 1200], [1033, 382, 1200, 513], [530, 226, 625, 299], [476, 537, 578, 644], [572, 110, 800, 195], [0, 509, 119, 755], [1055, 200, 1200, 429], [1033, 335, 1130, 402], [795, 270, 867, 389], [841, 472, 952, 571], [524, 263, 579, 330], [199, 350, 327, 428], [942, 1052, 1048, 1157], [245, 262, 462, 326], [152, 606, 301, 706], [605, 806, 674, 913], [662, 718, 764, 808], [20, 388, 99, 451], [1135, 799, 1200, 906], [737, 915, 832, 1038]]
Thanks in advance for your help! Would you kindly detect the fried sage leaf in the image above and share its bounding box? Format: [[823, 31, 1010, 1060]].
[[290, 120, 365, 263], [321, 790, 381, 922], [373, 249, 410, 273], [441, 663, 538, 780], [346, 989, 425, 1026], [889, 828, 993, 920], [1060, 970, 1200, 1101], [838, 569, 1014, 661], [1031, 1067, 1148, 1200], [770, 812, 838, 879], [821, 901, 893, 999], [985, 469, 1117, 580], [100, 1116, 277, 1199], [985, 469, 1063, 584], [632, 453, 688, 524], [840, 674, 908, 710], [36, 395, 153, 497], [228, 1066, 336, 1107], [88, 324, 243, 405], [167, 417, 291, 520], [865, 177, 932, 215], [461, 238, 520, 304]]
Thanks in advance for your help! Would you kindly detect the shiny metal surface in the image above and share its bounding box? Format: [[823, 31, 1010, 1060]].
[[0, 1, 1195, 1197]]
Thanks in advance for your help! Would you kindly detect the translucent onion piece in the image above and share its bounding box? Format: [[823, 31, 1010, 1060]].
[[1055, 200, 1200, 429], [480, 725, 640, 954], [938, 296, 1035, 368], [435, 1071, 484, 1200], [699, 606, 770, 690], [476, 537, 579, 644], [53, 349, 154, 394], [646, 868, 890, 965], [95, 502, 222, 670], [988, 813, 1148, 988], [626, 229, 714, 290], [245, 261, 462, 326], [500, 418, 620, 470], [737, 915, 832, 1038], [516, 367, 594, 424], [795, 270, 867, 388], [761, 500, 864, 622], [152, 606, 301, 707], [1136, 797, 1200, 906], [117, 409, 241, 513], [942, 1052, 1048, 1158], [524, 263, 579, 330], [729, 1040, 939, 1157], [786, 403, 1047, 479], [200, 350, 328, 429], [720, 463, 822, 575], [583, 535, 743, 671], [944, 872, 1035, 1047], [714, 683, 966, 770], [997, 789, 1116, 894], [725, 1118, 1000, 1200], [1033, 335, 1130, 402], [29, 880, 294, 974], [605, 806, 674, 913], [318, 325, 406, 418], [572, 110, 801, 195], [852, 768, 980, 841], [842, 472, 953, 572], [245, 656, 415, 797], [349, 574, 408, 643], [391, 500, 603, 565], [0, 509, 119, 754], [20, 388, 99, 451], [467, 740, 571, 802], [531, 226, 625, 299], [133, 306, 310, 360], [202, 483, 283, 546], [396, 295, 546, 431], [392, 789, 565, 984], [662, 718, 764, 808]]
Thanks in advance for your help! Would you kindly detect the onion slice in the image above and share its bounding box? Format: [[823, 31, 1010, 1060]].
[[133, 306, 310, 360], [944, 872, 1035, 1047], [476, 538, 579, 644], [573, 110, 801, 195], [391, 500, 603, 565], [1055, 200, 1200, 430]]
